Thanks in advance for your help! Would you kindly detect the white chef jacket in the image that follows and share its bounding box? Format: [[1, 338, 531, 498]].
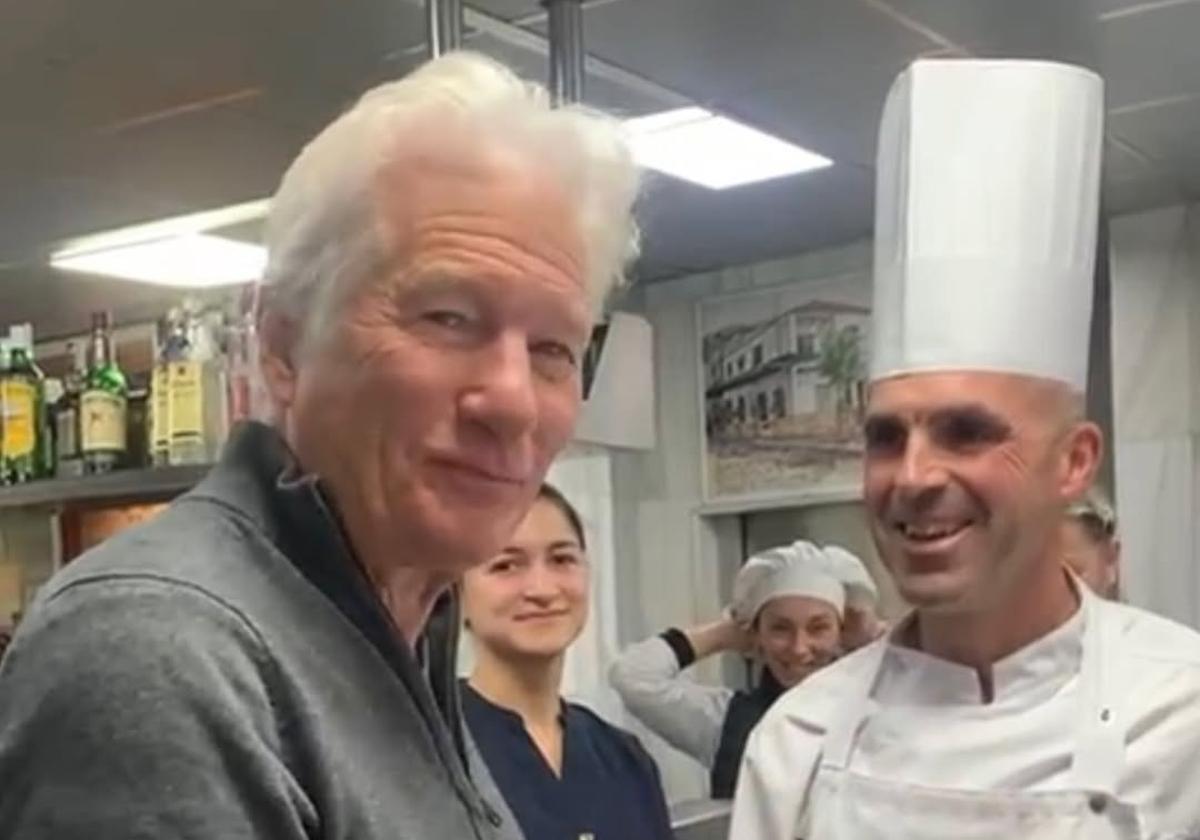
[[609, 636, 733, 768], [729, 584, 1200, 839]]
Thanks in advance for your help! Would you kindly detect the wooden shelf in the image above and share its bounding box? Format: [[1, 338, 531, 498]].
[[0, 465, 211, 511]]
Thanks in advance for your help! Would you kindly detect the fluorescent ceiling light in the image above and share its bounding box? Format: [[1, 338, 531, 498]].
[[52, 234, 266, 288], [49, 198, 270, 288], [624, 106, 832, 189]]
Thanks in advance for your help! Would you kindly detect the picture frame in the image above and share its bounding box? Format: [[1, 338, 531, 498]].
[[696, 272, 872, 507]]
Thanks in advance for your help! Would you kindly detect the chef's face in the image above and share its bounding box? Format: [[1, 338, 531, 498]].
[[863, 372, 1099, 614], [754, 595, 841, 688], [461, 495, 590, 662]]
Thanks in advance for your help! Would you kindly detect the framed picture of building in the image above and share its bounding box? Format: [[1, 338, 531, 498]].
[[697, 272, 871, 506]]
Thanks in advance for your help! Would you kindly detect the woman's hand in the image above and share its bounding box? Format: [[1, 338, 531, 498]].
[[684, 615, 755, 660]]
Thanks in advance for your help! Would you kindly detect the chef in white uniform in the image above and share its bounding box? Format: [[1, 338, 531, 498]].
[[728, 58, 1200, 840], [609, 541, 875, 799]]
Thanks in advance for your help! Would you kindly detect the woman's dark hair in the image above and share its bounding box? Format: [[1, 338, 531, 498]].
[[537, 483, 586, 550]]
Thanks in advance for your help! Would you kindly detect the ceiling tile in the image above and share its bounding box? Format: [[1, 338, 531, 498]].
[[460, 31, 672, 115], [727, 56, 913, 168], [875, 0, 1102, 66], [1109, 95, 1200, 170], [533, 0, 935, 104], [635, 165, 875, 280], [1099, 0, 1200, 17], [1101, 1, 1200, 107], [1104, 136, 1157, 181], [522, 0, 933, 170], [1105, 171, 1189, 216], [0, 98, 298, 263], [465, 0, 545, 21]]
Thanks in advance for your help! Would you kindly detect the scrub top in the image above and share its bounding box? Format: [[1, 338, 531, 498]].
[[462, 682, 674, 840]]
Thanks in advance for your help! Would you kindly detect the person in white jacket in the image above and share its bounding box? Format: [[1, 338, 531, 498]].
[[730, 58, 1200, 840], [609, 541, 878, 798]]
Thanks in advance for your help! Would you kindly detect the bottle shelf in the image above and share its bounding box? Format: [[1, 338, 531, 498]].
[[0, 464, 211, 510]]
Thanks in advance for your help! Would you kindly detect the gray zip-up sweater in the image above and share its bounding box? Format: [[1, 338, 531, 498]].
[[0, 422, 521, 840]]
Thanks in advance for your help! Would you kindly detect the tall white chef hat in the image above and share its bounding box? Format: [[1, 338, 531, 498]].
[[871, 59, 1104, 391], [732, 540, 846, 625], [821, 545, 879, 610]]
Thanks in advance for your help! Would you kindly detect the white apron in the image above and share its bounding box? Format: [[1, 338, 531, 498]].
[[801, 601, 1142, 839]]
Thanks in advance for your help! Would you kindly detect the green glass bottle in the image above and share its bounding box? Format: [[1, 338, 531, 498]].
[[54, 342, 85, 478], [80, 311, 128, 474]]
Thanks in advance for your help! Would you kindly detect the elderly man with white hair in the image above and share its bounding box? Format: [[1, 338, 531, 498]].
[[0, 52, 638, 839], [610, 540, 877, 799], [731, 58, 1200, 840]]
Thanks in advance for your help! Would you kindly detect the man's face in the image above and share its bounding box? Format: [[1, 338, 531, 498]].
[[863, 372, 1094, 614], [264, 145, 590, 575]]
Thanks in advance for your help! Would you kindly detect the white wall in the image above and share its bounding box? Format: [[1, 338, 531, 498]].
[[610, 240, 876, 801], [1110, 204, 1200, 627]]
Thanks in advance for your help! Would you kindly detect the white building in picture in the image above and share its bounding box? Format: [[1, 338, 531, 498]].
[[703, 300, 869, 437]]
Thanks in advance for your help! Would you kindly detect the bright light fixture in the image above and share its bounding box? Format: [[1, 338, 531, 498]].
[[52, 234, 266, 288], [624, 106, 832, 189], [49, 198, 270, 288]]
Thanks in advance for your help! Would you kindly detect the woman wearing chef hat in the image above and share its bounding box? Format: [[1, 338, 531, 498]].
[[609, 540, 878, 799]]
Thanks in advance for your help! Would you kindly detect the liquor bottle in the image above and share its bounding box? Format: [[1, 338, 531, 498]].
[[150, 314, 176, 468], [0, 345, 40, 484], [0, 342, 8, 484], [80, 312, 128, 474], [200, 307, 231, 457], [54, 342, 85, 478], [124, 374, 151, 470], [168, 303, 206, 466], [43, 376, 64, 474], [10, 325, 53, 479]]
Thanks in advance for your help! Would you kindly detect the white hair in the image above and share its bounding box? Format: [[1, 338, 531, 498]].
[[259, 50, 641, 344]]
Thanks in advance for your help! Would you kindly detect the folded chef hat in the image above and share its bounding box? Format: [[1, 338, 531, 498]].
[[821, 545, 879, 610], [732, 541, 846, 625], [871, 59, 1104, 391]]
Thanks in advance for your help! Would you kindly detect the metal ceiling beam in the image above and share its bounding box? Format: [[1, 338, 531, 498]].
[[426, 0, 464, 57], [393, 0, 688, 109], [544, 0, 585, 104]]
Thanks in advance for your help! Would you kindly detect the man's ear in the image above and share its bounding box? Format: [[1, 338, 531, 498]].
[[1060, 420, 1102, 502], [256, 305, 302, 410]]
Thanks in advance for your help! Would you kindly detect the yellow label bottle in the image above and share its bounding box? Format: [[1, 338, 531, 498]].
[[151, 363, 171, 465], [0, 379, 36, 459], [169, 361, 206, 464]]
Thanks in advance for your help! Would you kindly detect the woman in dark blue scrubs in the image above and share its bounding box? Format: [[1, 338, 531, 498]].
[[461, 484, 674, 840]]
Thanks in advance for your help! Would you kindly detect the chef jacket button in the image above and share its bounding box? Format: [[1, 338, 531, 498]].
[[1089, 793, 1108, 814], [1100, 707, 1112, 723]]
